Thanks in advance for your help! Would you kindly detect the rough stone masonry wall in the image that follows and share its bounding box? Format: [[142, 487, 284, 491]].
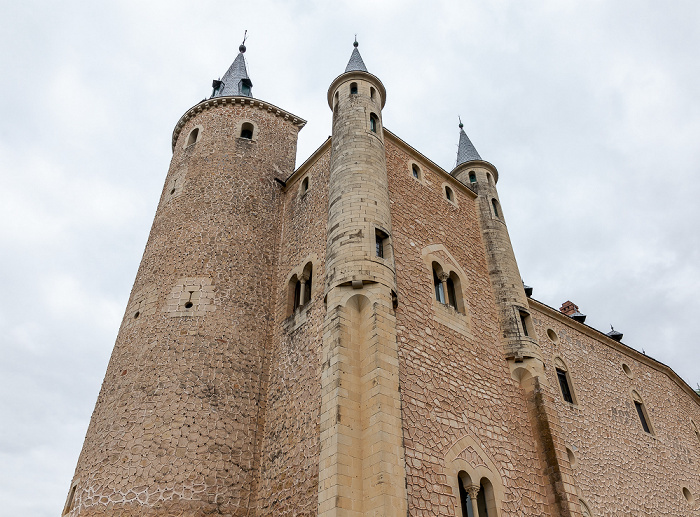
[[385, 137, 552, 516], [257, 148, 331, 516], [530, 303, 700, 516], [65, 101, 300, 516]]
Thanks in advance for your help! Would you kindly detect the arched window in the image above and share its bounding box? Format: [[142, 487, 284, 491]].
[[301, 176, 309, 194], [334, 91, 339, 108], [350, 82, 358, 95], [240, 122, 254, 139], [186, 127, 199, 146], [445, 186, 454, 202], [432, 264, 464, 313], [469, 172, 476, 183], [370, 113, 378, 133], [433, 265, 445, 304], [412, 164, 420, 179], [370, 87, 375, 99], [491, 198, 500, 218], [457, 472, 497, 517], [631, 390, 653, 435], [486, 172, 493, 185], [288, 262, 313, 315]]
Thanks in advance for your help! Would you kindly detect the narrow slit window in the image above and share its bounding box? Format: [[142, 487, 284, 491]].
[[350, 82, 358, 95], [370, 87, 375, 99], [492, 198, 500, 218], [412, 164, 420, 179], [63, 485, 77, 515], [556, 368, 574, 404], [469, 172, 477, 183], [519, 311, 530, 337], [433, 268, 445, 304], [293, 280, 301, 311], [240, 122, 254, 139], [445, 186, 454, 202], [303, 267, 312, 305], [635, 401, 651, 433], [301, 177, 309, 194], [446, 277, 457, 310], [457, 476, 471, 517], [375, 229, 388, 258], [370, 113, 378, 133]]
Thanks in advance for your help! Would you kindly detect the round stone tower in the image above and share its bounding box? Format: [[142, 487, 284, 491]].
[[318, 42, 407, 517], [62, 45, 306, 516], [451, 123, 541, 365]]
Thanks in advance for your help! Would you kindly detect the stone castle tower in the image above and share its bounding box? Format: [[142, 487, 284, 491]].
[[63, 42, 700, 517]]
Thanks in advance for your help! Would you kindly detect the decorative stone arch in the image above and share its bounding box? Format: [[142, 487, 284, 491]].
[[578, 498, 593, 517], [553, 356, 579, 405], [421, 245, 472, 329], [182, 124, 203, 149], [235, 119, 260, 141], [445, 436, 505, 517]]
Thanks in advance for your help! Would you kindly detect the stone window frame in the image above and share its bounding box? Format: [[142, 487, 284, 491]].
[[491, 197, 501, 219], [444, 436, 505, 517], [553, 356, 579, 406], [442, 181, 458, 206], [370, 223, 393, 264], [578, 498, 593, 517], [630, 389, 655, 436], [422, 245, 473, 336], [182, 125, 203, 149], [283, 255, 318, 331], [408, 159, 425, 184], [62, 478, 79, 515], [235, 119, 259, 141], [299, 175, 310, 197]]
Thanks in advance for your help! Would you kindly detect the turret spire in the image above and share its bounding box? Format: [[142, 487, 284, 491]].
[[455, 118, 482, 166], [344, 38, 368, 73], [211, 32, 253, 98]]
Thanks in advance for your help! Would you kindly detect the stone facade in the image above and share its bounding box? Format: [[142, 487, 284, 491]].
[[64, 45, 700, 517]]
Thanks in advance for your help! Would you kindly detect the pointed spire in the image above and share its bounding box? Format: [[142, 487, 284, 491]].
[[211, 32, 253, 98], [345, 38, 368, 73], [455, 118, 482, 166]]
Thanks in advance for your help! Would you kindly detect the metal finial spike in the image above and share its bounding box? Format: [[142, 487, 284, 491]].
[[239, 30, 247, 53], [458, 116, 463, 129], [353, 35, 359, 48]]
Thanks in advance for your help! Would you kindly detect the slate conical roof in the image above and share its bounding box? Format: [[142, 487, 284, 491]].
[[345, 41, 368, 73], [212, 44, 253, 98], [455, 123, 482, 166]]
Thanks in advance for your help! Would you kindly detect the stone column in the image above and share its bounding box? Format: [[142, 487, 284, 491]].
[[465, 485, 481, 517]]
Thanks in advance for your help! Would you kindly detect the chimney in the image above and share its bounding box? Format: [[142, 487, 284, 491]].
[[560, 300, 579, 316], [560, 300, 587, 323]]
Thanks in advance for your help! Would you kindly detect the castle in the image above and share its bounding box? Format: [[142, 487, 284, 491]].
[[63, 41, 700, 516]]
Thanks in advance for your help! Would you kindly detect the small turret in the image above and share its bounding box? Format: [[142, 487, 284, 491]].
[[211, 39, 253, 98]]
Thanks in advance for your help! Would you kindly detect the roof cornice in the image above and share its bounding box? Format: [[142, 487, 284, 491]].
[[383, 128, 477, 199], [528, 297, 700, 406], [171, 96, 307, 151], [451, 160, 499, 184], [327, 70, 387, 109]]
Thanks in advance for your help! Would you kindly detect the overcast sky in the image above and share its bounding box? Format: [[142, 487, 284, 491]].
[[1, 1, 699, 515]]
